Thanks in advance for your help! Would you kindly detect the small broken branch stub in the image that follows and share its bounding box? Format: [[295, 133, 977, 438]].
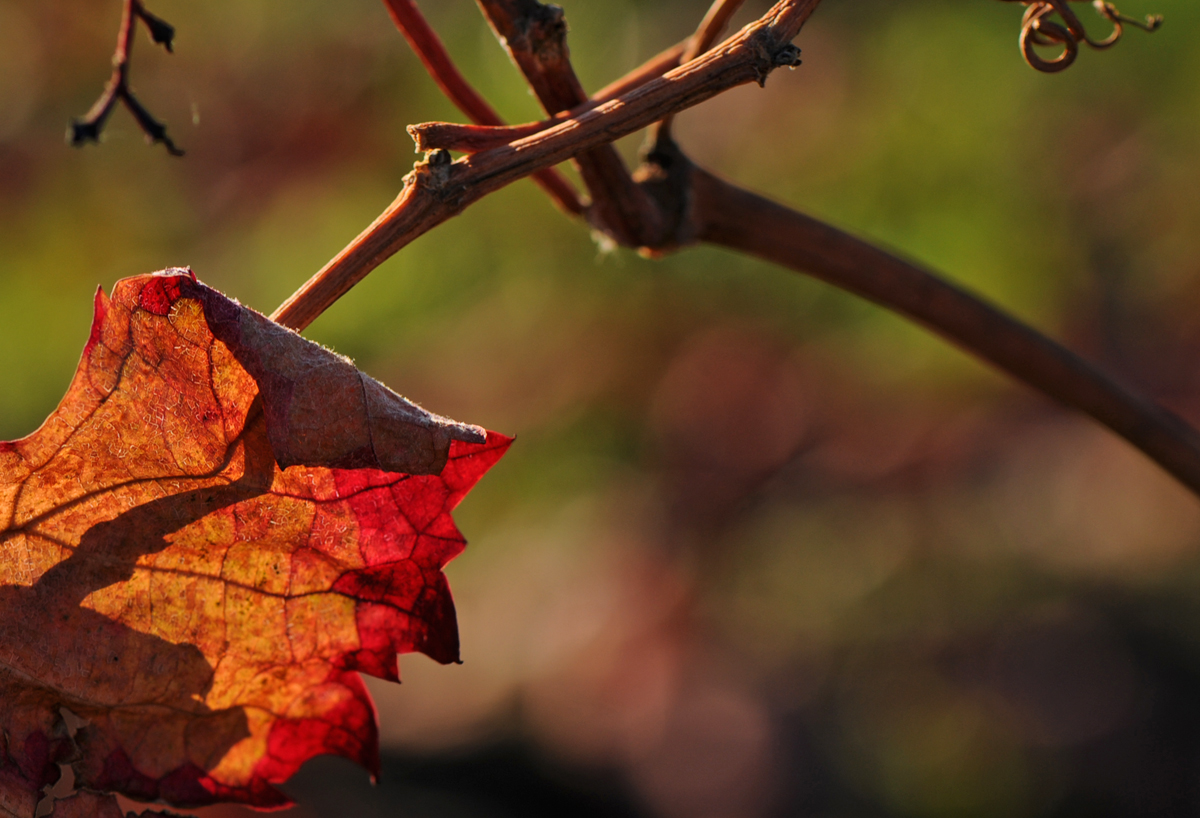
[[70, 0, 183, 156]]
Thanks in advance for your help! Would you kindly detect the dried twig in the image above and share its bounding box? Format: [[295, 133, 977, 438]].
[[272, 0, 820, 330], [70, 0, 183, 155], [409, 120, 546, 154], [408, 39, 692, 155]]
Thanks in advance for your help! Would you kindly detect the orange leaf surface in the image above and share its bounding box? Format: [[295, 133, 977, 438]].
[[0, 271, 511, 817]]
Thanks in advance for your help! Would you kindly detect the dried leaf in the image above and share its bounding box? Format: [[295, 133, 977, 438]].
[[0, 271, 510, 815]]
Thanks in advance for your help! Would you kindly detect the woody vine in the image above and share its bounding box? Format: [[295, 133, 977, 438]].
[[66, 0, 1189, 502]]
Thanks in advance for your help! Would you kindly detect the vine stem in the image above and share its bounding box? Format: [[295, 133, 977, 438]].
[[270, 0, 819, 331], [687, 166, 1200, 495], [409, 0, 745, 157], [271, 0, 1200, 498], [409, 40, 691, 154]]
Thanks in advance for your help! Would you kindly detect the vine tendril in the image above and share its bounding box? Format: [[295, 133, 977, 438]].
[[998, 0, 1162, 72]]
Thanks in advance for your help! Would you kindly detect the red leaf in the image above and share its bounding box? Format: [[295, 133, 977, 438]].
[[0, 271, 510, 815]]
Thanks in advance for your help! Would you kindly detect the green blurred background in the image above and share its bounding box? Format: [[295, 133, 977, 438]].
[[3, 0, 1200, 815]]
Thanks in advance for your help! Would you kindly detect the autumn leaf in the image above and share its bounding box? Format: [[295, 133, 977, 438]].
[[0, 270, 510, 817]]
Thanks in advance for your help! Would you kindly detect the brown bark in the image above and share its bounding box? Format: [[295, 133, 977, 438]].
[[271, 0, 820, 331]]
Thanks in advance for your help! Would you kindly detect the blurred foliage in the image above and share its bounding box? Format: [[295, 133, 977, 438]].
[[3, 0, 1200, 816]]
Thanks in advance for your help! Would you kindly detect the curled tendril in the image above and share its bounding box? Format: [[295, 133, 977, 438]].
[[998, 0, 1162, 72]]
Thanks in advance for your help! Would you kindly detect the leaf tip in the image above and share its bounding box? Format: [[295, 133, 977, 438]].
[[83, 285, 111, 359], [450, 423, 488, 445]]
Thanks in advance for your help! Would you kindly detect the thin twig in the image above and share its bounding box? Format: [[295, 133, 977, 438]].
[[70, 0, 182, 155], [687, 163, 1200, 495], [409, 40, 691, 155], [380, 0, 583, 215], [272, 0, 819, 331], [409, 120, 546, 153], [685, 0, 751, 63]]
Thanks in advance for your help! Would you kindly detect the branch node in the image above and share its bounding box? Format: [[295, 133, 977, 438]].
[[751, 45, 770, 86], [136, 6, 176, 52], [772, 44, 803, 68], [631, 136, 698, 255], [408, 149, 457, 194], [512, 3, 569, 63], [69, 120, 104, 147], [69, 82, 120, 147]]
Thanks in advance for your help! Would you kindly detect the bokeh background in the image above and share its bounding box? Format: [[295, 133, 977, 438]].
[[3, 0, 1200, 815]]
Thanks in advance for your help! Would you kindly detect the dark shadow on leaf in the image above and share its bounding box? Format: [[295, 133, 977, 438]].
[[0, 409, 281, 809]]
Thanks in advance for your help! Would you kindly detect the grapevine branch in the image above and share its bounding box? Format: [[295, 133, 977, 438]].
[[71, 0, 183, 155], [267, 0, 1200, 499], [686, 162, 1200, 493], [406, 40, 690, 154], [270, 0, 816, 330]]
